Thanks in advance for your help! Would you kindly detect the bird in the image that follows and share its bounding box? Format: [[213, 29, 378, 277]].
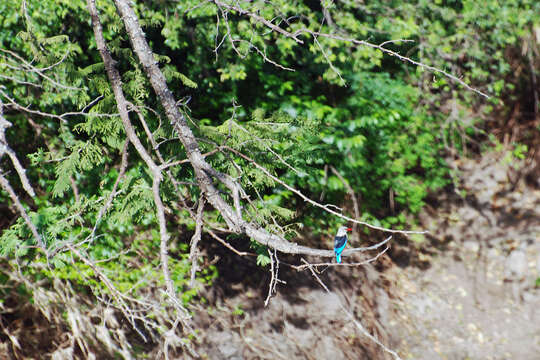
[[334, 226, 352, 263]]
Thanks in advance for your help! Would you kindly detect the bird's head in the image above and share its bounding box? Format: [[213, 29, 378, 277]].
[[336, 226, 352, 237]]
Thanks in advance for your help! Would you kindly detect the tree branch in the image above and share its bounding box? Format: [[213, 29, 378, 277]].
[[86, 0, 192, 332], [0, 103, 35, 197], [189, 196, 205, 288], [0, 172, 45, 250]]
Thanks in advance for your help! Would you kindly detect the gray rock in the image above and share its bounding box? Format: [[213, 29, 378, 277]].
[[209, 331, 243, 360], [504, 249, 528, 281]]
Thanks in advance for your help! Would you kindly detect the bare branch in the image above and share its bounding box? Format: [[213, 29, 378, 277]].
[[0, 47, 82, 91], [127, 101, 166, 164], [87, 0, 192, 334], [112, 0, 420, 263], [66, 244, 152, 342], [308, 31, 489, 98], [313, 35, 345, 85], [0, 87, 119, 122], [206, 1, 489, 98], [0, 172, 45, 250], [223, 146, 425, 235], [90, 141, 129, 239], [212, 0, 304, 44], [206, 227, 253, 257], [160, 148, 220, 169], [264, 248, 282, 306], [189, 196, 205, 288], [292, 244, 389, 270], [0, 104, 35, 197]]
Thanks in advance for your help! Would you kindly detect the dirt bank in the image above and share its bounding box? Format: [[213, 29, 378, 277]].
[[196, 149, 540, 360]]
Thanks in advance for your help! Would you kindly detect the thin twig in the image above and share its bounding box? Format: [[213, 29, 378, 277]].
[[189, 196, 205, 288], [0, 104, 35, 197], [208, 1, 489, 98], [206, 227, 253, 256], [223, 146, 425, 235], [90, 141, 129, 238], [292, 244, 389, 270]]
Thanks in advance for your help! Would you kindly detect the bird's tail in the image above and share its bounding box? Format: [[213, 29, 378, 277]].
[[336, 253, 341, 263]]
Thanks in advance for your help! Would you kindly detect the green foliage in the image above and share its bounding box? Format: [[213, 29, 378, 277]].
[[0, 3, 537, 347], [231, 305, 244, 316], [250, 241, 271, 267], [36, 236, 218, 304]]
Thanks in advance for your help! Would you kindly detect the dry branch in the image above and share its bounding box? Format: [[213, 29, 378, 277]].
[[189, 196, 205, 288], [209, 1, 489, 98], [0, 102, 35, 197], [0, 172, 44, 250], [86, 0, 192, 333]]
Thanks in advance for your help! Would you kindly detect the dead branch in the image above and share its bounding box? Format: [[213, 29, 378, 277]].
[[114, 0, 404, 260], [0, 87, 119, 122], [222, 146, 423, 235], [0, 47, 81, 91], [0, 172, 45, 250], [205, 227, 253, 256], [292, 244, 390, 271], [264, 248, 282, 306], [189, 196, 205, 288], [0, 103, 35, 197], [89, 141, 129, 239], [66, 244, 149, 341], [86, 0, 192, 335], [212, 0, 304, 44], [209, 1, 489, 98]]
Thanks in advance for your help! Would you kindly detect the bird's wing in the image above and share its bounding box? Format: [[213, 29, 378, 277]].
[[334, 235, 347, 250]]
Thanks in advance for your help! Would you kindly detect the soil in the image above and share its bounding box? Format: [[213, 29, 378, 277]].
[[389, 151, 540, 360], [196, 150, 540, 360]]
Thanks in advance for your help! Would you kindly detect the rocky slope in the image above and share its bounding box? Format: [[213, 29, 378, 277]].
[[389, 150, 540, 359], [197, 149, 540, 360]]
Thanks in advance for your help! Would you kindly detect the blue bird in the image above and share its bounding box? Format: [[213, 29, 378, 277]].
[[334, 226, 352, 263]]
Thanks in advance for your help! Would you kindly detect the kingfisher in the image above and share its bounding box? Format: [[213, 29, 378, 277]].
[[334, 226, 352, 263]]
